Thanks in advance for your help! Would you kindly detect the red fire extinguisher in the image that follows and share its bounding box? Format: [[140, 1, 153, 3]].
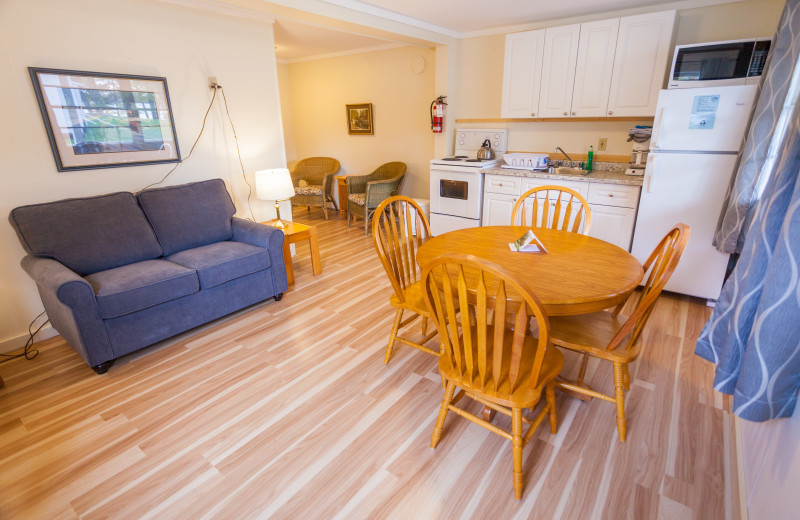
[[430, 95, 447, 133]]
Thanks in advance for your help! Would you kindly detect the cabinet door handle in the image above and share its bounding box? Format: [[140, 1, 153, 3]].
[[571, 111, 576, 116], [608, 110, 613, 115], [531, 112, 536, 117], [563, 111, 568, 116]]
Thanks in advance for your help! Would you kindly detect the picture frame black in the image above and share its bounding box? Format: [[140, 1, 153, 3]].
[[28, 67, 181, 171]]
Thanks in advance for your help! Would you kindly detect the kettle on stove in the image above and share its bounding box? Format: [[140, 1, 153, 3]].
[[477, 139, 495, 160]]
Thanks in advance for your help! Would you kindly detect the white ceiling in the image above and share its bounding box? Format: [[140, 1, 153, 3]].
[[322, 0, 680, 34], [271, 0, 735, 61]]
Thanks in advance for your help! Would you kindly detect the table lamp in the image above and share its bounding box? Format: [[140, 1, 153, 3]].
[[255, 168, 295, 228]]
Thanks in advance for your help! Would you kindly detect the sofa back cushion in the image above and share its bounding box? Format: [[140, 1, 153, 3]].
[[137, 179, 235, 256], [9, 192, 163, 276]]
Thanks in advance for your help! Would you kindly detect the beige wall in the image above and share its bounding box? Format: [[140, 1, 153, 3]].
[[0, 0, 286, 350], [284, 46, 436, 199], [452, 0, 784, 157]]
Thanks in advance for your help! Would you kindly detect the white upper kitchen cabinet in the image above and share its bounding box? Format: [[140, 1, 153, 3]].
[[501, 30, 545, 118], [538, 24, 580, 118], [571, 18, 619, 117], [607, 10, 676, 117]]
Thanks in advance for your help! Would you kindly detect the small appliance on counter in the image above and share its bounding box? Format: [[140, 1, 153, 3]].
[[429, 128, 509, 235], [625, 126, 651, 176]]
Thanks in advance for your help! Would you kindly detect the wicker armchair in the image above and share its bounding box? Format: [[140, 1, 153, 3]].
[[290, 157, 340, 219], [346, 162, 407, 234]]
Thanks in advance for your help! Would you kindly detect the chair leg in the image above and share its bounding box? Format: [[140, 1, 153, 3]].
[[623, 364, 630, 391], [421, 316, 428, 335], [322, 200, 328, 220], [384, 308, 404, 364], [512, 407, 524, 500], [546, 382, 558, 434], [347, 211, 351, 227], [577, 353, 589, 387], [613, 362, 627, 442], [431, 379, 456, 449]]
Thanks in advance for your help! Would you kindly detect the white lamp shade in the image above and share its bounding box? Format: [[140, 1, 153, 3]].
[[255, 168, 295, 201]]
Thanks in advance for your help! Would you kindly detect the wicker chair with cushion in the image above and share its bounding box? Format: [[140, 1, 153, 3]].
[[290, 157, 340, 220], [346, 162, 406, 234]]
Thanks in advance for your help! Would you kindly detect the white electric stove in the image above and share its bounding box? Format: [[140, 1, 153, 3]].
[[429, 129, 508, 235]]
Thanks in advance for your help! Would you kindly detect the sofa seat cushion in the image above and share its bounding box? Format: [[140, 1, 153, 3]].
[[167, 241, 270, 290], [86, 260, 199, 319]]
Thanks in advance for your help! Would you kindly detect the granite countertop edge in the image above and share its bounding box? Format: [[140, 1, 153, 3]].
[[482, 167, 644, 187]]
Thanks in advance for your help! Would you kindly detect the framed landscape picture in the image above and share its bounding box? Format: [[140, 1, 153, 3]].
[[29, 68, 181, 171], [346, 103, 373, 135]]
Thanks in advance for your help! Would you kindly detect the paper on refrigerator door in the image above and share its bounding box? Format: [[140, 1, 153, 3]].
[[689, 94, 720, 130]]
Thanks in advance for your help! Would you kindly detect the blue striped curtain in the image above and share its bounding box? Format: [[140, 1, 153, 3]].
[[695, 92, 800, 421], [713, 0, 800, 253]]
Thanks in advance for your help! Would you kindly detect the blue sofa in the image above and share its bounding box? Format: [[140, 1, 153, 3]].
[[9, 179, 288, 373]]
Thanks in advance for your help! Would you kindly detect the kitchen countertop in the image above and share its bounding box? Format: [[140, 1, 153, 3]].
[[482, 166, 644, 187]]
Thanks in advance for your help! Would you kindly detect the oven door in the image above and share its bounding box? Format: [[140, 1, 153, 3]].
[[429, 166, 483, 220]]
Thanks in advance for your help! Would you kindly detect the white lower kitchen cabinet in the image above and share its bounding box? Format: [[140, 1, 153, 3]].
[[482, 191, 517, 226], [587, 204, 637, 250], [482, 172, 641, 251]]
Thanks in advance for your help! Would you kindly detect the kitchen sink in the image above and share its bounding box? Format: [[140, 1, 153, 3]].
[[555, 167, 590, 176]]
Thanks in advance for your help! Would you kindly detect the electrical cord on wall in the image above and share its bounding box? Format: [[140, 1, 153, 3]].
[[138, 83, 257, 222], [0, 311, 47, 364], [219, 85, 256, 222], [140, 87, 218, 192]]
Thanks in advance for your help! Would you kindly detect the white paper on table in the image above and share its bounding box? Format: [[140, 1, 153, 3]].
[[509, 230, 548, 253]]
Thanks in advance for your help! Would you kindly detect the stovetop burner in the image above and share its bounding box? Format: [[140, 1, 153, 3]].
[[442, 156, 469, 161], [466, 158, 490, 162]]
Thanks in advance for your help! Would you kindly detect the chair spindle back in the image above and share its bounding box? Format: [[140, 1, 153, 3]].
[[422, 254, 551, 396], [511, 186, 592, 234], [608, 223, 691, 351], [372, 196, 432, 303]]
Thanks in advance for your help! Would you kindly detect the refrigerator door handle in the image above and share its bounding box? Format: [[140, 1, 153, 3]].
[[650, 107, 665, 151], [645, 154, 657, 193]]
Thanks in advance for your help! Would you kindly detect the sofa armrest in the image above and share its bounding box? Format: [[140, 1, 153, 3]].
[[346, 174, 369, 195], [20, 255, 113, 367], [231, 218, 288, 294]]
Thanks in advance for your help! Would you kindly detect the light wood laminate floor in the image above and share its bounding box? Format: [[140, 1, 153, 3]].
[[0, 210, 733, 519]]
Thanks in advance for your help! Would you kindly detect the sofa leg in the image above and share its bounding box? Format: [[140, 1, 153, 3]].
[[274, 292, 284, 301], [91, 360, 114, 374]]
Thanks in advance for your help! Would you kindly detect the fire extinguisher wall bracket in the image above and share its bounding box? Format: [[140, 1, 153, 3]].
[[431, 95, 446, 134]]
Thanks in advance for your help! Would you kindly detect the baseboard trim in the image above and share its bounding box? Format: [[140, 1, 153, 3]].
[[0, 324, 58, 354]]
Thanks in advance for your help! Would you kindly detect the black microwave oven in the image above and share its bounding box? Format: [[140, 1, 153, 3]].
[[668, 38, 771, 89]]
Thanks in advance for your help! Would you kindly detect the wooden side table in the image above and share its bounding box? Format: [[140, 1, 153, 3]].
[[334, 175, 348, 220], [261, 220, 321, 285]]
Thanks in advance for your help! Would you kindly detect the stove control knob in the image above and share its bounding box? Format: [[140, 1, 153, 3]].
[[459, 140, 464, 145], [459, 133, 465, 138], [494, 141, 500, 146]]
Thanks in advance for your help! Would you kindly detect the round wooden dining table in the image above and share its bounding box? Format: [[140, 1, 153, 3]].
[[416, 226, 644, 316]]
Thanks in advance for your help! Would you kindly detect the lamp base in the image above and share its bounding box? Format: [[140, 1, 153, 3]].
[[274, 201, 287, 228]]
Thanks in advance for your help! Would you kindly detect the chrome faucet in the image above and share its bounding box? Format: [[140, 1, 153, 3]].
[[554, 147, 572, 161]]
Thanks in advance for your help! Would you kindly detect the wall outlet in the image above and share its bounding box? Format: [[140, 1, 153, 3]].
[[208, 76, 218, 89], [598, 137, 608, 151]]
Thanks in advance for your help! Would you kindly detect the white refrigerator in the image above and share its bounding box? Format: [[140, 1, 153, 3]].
[[631, 85, 757, 301]]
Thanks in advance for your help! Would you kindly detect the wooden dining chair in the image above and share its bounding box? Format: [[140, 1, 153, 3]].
[[371, 196, 438, 363], [550, 223, 690, 442], [422, 253, 564, 500], [511, 185, 592, 234]]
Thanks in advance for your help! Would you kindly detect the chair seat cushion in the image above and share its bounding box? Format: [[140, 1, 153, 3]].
[[295, 185, 323, 196], [348, 193, 366, 206], [167, 241, 270, 290], [86, 260, 199, 319]]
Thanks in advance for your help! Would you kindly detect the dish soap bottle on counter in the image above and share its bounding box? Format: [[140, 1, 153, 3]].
[[586, 145, 594, 173]]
